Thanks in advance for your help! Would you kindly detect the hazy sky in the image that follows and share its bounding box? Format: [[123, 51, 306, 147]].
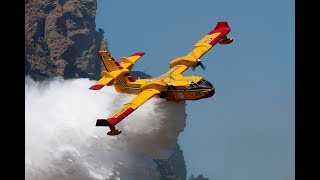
[[95, 0, 294, 179]]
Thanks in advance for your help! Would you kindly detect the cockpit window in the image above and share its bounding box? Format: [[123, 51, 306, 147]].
[[189, 79, 213, 90], [198, 79, 205, 85]]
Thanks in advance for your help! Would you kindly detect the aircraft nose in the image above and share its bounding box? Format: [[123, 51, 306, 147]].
[[205, 88, 215, 98]]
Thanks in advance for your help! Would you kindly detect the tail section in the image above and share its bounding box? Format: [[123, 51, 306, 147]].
[[112, 71, 138, 93], [90, 50, 144, 93], [120, 52, 145, 70], [99, 50, 123, 72]]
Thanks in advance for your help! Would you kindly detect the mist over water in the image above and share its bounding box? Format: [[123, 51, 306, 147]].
[[25, 76, 186, 179]]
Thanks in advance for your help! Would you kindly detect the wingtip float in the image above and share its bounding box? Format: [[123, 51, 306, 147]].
[[89, 21, 233, 136]]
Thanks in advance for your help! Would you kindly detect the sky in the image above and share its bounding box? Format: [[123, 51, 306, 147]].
[[95, 0, 294, 179]]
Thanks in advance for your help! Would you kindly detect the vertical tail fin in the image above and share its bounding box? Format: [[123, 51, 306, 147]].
[[98, 50, 123, 72], [98, 50, 139, 93]]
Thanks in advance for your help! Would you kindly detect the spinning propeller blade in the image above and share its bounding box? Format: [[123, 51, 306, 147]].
[[192, 59, 206, 71]]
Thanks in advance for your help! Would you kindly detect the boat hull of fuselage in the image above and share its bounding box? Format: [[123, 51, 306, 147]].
[[164, 88, 215, 101], [115, 88, 215, 101]]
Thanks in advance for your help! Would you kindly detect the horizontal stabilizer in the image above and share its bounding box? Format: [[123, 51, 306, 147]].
[[120, 52, 145, 70], [89, 68, 131, 90], [89, 84, 105, 90], [89, 77, 114, 90]]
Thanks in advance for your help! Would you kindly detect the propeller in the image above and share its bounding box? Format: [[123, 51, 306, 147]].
[[192, 59, 206, 71]]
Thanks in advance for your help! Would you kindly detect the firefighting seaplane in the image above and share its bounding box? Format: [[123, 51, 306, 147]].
[[89, 21, 233, 135]]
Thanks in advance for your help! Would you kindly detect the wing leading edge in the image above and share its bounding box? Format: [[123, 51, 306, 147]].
[[96, 89, 160, 135]]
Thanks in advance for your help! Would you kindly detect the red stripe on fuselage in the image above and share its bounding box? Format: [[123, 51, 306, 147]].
[[107, 107, 135, 126], [124, 73, 136, 82], [127, 76, 136, 82]]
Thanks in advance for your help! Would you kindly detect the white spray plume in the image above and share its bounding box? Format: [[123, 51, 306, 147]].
[[25, 76, 186, 180]]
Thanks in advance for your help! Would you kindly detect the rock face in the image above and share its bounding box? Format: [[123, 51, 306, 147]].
[[25, 0, 105, 80], [153, 144, 187, 180], [188, 174, 209, 180], [25, 1, 187, 179]]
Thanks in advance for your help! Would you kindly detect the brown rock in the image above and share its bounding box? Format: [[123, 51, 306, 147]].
[[25, 0, 105, 80]]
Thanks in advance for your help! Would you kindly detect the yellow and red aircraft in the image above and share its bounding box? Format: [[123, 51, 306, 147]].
[[89, 21, 233, 135]]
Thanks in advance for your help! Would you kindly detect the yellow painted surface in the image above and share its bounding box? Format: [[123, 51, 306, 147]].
[[107, 89, 160, 119], [120, 54, 144, 70], [94, 77, 114, 86], [92, 23, 232, 125]]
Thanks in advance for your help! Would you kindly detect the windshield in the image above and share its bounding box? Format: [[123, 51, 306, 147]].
[[189, 79, 213, 89]]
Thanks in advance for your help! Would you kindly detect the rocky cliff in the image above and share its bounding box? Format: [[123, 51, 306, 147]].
[[25, 0, 105, 80], [153, 144, 187, 180], [25, 0, 187, 179], [188, 174, 209, 180]]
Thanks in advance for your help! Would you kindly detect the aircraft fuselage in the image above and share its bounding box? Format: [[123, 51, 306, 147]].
[[113, 65, 215, 101]]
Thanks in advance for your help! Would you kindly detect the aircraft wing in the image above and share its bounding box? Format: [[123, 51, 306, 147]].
[[96, 88, 160, 135], [169, 21, 232, 70], [188, 21, 232, 59]]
